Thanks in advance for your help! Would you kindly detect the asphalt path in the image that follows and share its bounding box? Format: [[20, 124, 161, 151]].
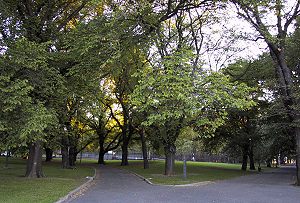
[[70, 165, 300, 203]]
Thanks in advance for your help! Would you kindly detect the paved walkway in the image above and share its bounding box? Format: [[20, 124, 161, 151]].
[[70, 165, 300, 203]]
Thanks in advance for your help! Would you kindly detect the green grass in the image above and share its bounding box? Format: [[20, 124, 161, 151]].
[[0, 157, 94, 203], [106, 160, 256, 185]]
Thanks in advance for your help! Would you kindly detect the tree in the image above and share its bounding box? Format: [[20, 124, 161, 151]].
[[54, 13, 121, 167], [229, 0, 300, 185], [131, 47, 254, 175], [0, 0, 93, 177], [79, 86, 123, 165], [0, 39, 58, 177]]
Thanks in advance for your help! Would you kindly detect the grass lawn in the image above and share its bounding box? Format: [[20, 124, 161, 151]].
[[106, 160, 256, 185], [0, 157, 94, 203]]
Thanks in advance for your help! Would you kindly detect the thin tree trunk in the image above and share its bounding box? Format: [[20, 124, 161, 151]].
[[164, 144, 176, 176], [140, 129, 149, 169], [25, 140, 44, 178], [45, 148, 53, 162]]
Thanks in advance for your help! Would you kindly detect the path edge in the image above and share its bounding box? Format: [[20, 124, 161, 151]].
[[55, 167, 97, 203], [122, 168, 213, 187]]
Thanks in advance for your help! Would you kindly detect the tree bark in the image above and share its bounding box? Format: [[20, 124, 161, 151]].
[[140, 129, 149, 169], [45, 148, 53, 162], [164, 144, 176, 176], [275, 155, 279, 168], [98, 141, 105, 166], [68, 146, 76, 167], [98, 151, 105, 165], [25, 140, 44, 178], [121, 140, 129, 166], [266, 159, 272, 168], [249, 146, 256, 170], [241, 145, 248, 171], [61, 137, 70, 169], [97, 132, 106, 165], [121, 123, 133, 166]]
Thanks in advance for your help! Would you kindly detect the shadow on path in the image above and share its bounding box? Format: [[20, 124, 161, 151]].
[[70, 165, 299, 203], [224, 166, 296, 186]]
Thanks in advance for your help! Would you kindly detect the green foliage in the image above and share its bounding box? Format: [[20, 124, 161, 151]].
[[131, 48, 255, 138], [131, 49, 195, 126], [0, 38, 59, 148], [176, 127, 198, 155]]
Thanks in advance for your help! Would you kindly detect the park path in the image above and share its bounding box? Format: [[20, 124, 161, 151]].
[[69, 165, 300, 203]]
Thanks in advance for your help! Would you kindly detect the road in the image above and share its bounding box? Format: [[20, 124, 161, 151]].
[[70, 165, 299, 203]]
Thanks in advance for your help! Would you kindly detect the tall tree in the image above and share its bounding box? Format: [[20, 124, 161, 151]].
[[229, 0, 300, 185], [0, 0, 90, 177], [0, 39, 58, 177]]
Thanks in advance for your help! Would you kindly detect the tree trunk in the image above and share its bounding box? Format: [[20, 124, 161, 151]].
[[98, 139, 105, 165], [98, 151, 105, 165], [241, 146, 248, 171], [140, 129, 149, 169], [25, 141, 44, 178], [45, 148, 53, 162], [121, 140, 129, 166], [98, 134, 106, 165], [68, 146, 76, 167], [275, 155, 279, 168], [249, 146, 256, 170], [61, 137, 70, 169], [269, 44, 299, 183], [266, 159, 272, 167], [164, 144, 176, 176], [121, 123, 133, 166], [296, 127, 300, 186]]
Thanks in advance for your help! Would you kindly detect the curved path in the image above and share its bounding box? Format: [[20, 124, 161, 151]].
[[70, 165, 299, 203]]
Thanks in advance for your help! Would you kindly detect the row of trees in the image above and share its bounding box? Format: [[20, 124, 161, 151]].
[[0, 0, 299, 185]]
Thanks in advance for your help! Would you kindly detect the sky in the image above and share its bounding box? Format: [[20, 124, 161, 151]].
[[201, 0, 298, 71]]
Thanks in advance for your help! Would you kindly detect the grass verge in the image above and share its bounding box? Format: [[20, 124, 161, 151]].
[[0, 157, 94, 203], [107, 160, 255, 185]]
